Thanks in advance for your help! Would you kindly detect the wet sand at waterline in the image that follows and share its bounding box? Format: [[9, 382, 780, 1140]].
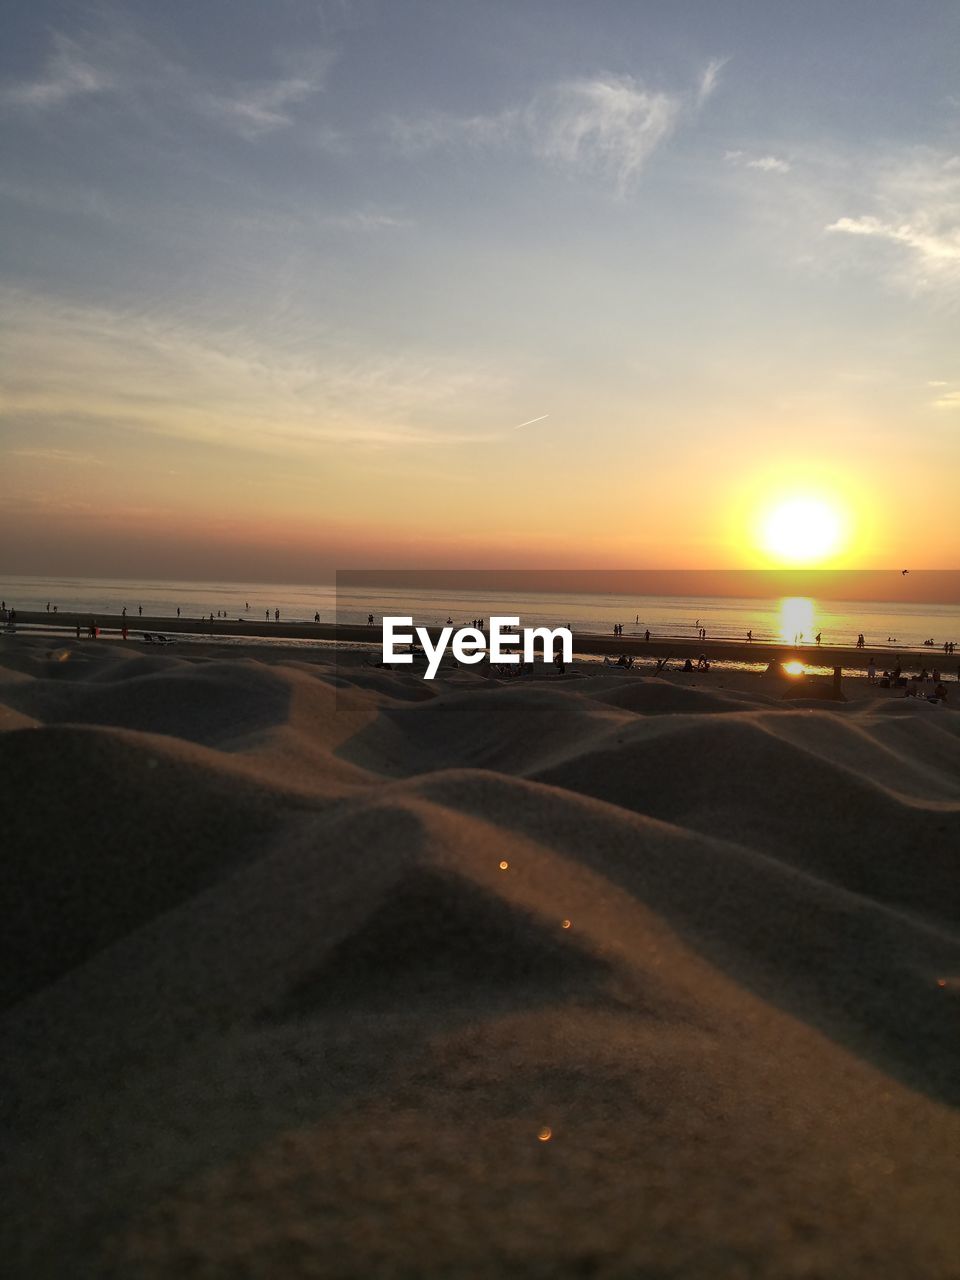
[[1, 635, 958, 1278], [9, 609, 951, 671]]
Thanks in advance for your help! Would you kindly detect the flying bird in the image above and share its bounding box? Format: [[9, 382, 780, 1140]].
[[513, 414, 549, 430], [902, 569, 909, 575]]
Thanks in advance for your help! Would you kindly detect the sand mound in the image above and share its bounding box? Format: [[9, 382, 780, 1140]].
[[339, 685, 627, 777], [0, 723, 298, 1008], [0, 658, 294, 749], [534, 712, 960, 925], [268, 864, 611, 1018], [2, 639, 958, 1279], [587, 675, 781, 714]]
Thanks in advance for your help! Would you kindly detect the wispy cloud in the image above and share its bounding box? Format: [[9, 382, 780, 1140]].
[[697, 56, 729, 106], [526, 76, 682, 191], [824, 148, 960, 289], [0, 290, 506, 453], [725, 150, 791, 174], [0, 32, 112, 108], [1, 25, 334, 141], [9, 447, 105, 466], [388, 62, 723, 193], [932, 390, 960, 408], [827, 214, 960, 264], [197, 50, 336, 139]]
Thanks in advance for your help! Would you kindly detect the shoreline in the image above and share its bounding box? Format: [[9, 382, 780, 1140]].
[[5, 611, 956, 673]]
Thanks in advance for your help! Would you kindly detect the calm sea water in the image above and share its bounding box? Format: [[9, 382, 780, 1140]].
[[3, 574, 959, 652]]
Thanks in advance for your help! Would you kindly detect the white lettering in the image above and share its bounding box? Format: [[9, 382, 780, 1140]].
[[452, 627, 486, 664], [383, 616, 574, 678], [489, 616, 521, 663], [420, 625, 453, 679], [523, 626, 572, 664], [382, 617, 414, 663]]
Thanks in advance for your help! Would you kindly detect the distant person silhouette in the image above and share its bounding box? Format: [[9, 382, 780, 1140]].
[[314, 612, 320, 622], [122, 607, 126, 617], [644, 629, 650, 642], [266, 610, 269, 621], [815, 632, 821, 645], [747, 629, 752, 642], [138, 605, 142, 617], [368, 614, 375, 625], [177, 607, 180, 618], [275, 608, 279, 622]]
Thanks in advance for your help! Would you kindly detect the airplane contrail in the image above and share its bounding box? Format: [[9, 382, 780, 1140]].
[[513, 413, 549, 430]]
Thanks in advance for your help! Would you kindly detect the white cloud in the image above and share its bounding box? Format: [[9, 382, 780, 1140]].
[[933, 390, 960, 408], [529, 76, 683, 191], [725, 150, 790, 173], [747, 155, 791, 173], [388, 62, 722, 192], [827, 214, 960, 263], [697, 56, 729, 106], [824, 148, 960, 288]]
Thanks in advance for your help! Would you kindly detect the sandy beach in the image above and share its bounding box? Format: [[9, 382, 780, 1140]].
[[10, 609, 954, 673], [2, 633, 958, 1278]]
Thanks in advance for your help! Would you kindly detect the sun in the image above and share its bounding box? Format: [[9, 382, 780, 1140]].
[[759, 495, 846, 565]]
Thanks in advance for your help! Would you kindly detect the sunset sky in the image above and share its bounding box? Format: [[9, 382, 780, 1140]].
[[2, 0, 958, 581]]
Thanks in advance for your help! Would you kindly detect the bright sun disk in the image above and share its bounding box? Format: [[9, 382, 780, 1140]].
[[760, 496, 844, 565]]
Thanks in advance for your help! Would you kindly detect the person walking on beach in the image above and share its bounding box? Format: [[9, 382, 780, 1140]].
[[747, 630, 752, 642], [816, 632, 821, 645], [265, 610, 269, 621], [177, 607, 180, 618], [368, 614, 375, 626], [644, 629, 650, 642], [122, 606, 126, 617], [315, 611, 320, 622], [75, 621, 81, 639], [275, 608, 279, 622]]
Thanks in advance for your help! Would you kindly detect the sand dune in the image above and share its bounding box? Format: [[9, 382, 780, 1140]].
[[1, 637, 958, 1278]]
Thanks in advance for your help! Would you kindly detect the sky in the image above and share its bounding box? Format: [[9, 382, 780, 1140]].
[[1, 0, 958, 582]]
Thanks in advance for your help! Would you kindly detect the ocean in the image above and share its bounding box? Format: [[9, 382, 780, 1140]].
[[2, 573, 958, 652]]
